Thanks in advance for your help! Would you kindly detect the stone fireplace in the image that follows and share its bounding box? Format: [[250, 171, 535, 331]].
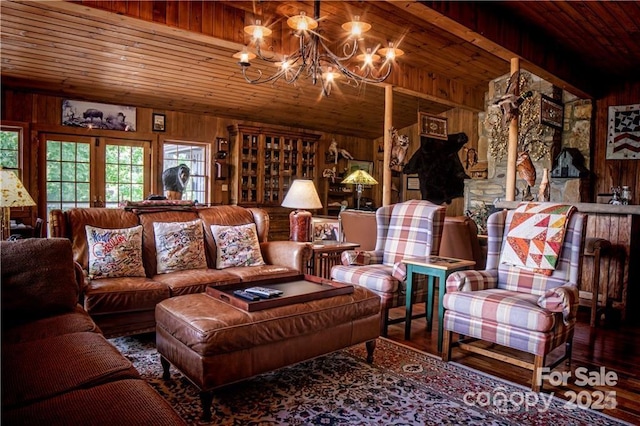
[[464, 71, 592, 215]]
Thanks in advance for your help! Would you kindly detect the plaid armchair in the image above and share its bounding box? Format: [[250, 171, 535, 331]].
[[331, 200, 446, 335], [441, 204, 586, 392]]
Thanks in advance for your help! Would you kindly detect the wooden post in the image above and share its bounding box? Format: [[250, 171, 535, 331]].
[[505, 58, 520, 201], [383, 85, 393, 206]]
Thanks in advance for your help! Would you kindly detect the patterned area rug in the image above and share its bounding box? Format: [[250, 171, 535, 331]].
[[111, 334, 629, 425]]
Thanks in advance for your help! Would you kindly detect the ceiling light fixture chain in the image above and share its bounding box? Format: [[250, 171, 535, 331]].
[[233, 0, 403, 96]]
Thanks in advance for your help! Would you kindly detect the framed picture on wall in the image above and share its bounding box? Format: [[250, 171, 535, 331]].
[[419, 112, 447, 140], [347, 160, 373, 175], [312, 216, 340, 242], [152, 113, 166, 132], [406, 176, 420, 190]]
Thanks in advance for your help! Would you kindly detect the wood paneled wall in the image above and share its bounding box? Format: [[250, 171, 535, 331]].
[[593, 80, 640, 202]]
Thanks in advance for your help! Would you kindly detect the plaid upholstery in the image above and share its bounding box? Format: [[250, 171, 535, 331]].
[[443, 202, 586, 359], [443, 310, 575, 356], [331, 200, 446, 310]]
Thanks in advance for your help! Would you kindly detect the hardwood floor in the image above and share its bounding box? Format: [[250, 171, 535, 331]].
[[385, 303, 640, 424]]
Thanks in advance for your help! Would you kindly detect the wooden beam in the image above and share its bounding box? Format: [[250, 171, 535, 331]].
[[383, 85, 393, 206], [505, 58, 520, 202]]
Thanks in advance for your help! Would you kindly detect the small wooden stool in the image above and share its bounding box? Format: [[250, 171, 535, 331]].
[[584, 237, 612, 327]]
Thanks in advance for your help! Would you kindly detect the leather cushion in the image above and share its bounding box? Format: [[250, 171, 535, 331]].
[[84, 276, 170, 315]]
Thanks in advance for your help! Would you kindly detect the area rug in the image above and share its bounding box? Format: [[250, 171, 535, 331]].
[[111, 334, 629, 426]]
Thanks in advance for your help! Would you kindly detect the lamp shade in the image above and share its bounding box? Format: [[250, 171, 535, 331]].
[[281, 179, 323, 210], [0, 169, 36, 207], [341, 169, 378, 186]]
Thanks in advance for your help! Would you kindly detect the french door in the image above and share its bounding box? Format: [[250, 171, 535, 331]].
[[42, 134, 150, 218]]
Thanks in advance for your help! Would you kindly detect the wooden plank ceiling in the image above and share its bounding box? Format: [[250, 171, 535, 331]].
[[1, 1, 639, 139]]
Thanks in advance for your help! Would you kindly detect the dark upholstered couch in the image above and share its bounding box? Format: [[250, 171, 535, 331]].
[[1, 238, 185, 425], [49, 205, 311, 337]]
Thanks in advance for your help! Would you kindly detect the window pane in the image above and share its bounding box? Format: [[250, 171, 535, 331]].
[[47, 182, 61, 202], [106, 145, 118, 163], [61, 182, 76, 201], [61, 142, 76, 161], [47, 141, 61, 161], [61, 162, 76, 181], [77, 183, 90, 202], [77, 163, 90, 182]]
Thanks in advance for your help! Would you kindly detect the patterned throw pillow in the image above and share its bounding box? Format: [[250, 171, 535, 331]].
[[153, 219, 207, 274], [86, 225, 146, 279], [211, 223, 265, 269]]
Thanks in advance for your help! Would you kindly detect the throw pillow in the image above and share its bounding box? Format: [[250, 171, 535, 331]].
[[86, 225, 146, 279], [211, 223, 265, 269], [154, 219, 207, 274]]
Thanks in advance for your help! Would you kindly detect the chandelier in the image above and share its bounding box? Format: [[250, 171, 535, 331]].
[[233, 0, 404, 96]]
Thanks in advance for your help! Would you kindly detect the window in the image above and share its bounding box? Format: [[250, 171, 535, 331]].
[[0, 128, 20, 171], [163, 142, 209, 203], [44, 135, 150, 217]]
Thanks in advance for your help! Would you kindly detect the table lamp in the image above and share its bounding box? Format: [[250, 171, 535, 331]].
[[0, 169, 36, 240], [341, 169, 378, 210], [281, 179, 323, 242]]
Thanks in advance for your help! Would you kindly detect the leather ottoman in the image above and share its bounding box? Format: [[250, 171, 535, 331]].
[[155, 286, 381, 421]]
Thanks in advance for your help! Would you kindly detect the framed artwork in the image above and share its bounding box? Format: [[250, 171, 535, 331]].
[[312, 216, 340, 242], [540, 95, 563, 129], [153, 113, 166, 132], [406, 175, 420, 190], [419, 112, 447, 140], [347, 160, 373, 175], [62, 99, 136, 131], [606, 103, 640, 159]]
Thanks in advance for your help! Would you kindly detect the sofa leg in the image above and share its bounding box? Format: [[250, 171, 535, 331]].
[[365, 339, 376, 363], [200, 391, 214, 422], [381, 309, 389, 337], [160, 356, 171, 380]]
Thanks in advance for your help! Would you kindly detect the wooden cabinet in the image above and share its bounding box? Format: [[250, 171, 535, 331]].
[[228, 125, 320, 206]]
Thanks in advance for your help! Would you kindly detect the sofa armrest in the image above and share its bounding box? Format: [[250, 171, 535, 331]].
[[445, 270, 498, 293], [260, 241, 312, 272], [537, 284, 579, 325]]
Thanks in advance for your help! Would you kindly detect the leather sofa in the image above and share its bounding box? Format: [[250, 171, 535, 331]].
[[50, 205, 311, 337], [1, 238, 185, 425]]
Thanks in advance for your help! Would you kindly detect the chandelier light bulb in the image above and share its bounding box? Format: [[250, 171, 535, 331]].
[[253, 20, 264, 39], [233, 47, 256, 65], [342, 15, 371, 37]]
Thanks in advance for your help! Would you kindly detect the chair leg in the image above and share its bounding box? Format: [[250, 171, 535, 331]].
[[441, 329, 452, 361], [532, 355, 545, 393], [565, 338, 573, 367]]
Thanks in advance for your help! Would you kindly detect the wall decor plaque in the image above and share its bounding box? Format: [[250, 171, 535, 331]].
[[419, 112, 448, 140], [607, 103, 640, 159]]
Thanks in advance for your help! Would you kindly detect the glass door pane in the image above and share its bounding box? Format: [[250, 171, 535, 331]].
[[45, 136, 92, 219], [103, 139, 150, 207]]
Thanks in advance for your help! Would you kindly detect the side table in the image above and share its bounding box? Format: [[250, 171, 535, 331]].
[[402, 255, 475, 353], [307, 241, 360, 279]]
